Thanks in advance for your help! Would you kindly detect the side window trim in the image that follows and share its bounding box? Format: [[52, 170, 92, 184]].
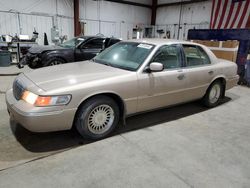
[[197, 46, 211, 65]]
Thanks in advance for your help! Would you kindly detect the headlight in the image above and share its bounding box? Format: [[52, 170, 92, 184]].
[[21, 90, 71, 106]]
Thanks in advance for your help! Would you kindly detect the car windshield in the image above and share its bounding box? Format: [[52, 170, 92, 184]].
[[93, 42, 155, 71], [59, 37, 85, 48]]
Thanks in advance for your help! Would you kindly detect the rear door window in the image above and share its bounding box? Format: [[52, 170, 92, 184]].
[[183, 45, 211, 67], [83, 38, 105, 49]]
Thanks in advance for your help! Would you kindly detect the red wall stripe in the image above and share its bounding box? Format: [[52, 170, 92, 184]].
[[237, 0, 250, 28], [210, 0, 216, 28], [229, 1, 243, 28], [217, 0, 229, 29], [212, 0, 222, 29], [224, 2, 234, 28]]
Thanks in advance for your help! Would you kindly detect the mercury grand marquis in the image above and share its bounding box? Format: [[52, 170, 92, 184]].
[[6, 39, 239, 140]]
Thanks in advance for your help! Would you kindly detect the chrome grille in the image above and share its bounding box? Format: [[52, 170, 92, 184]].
[[13, 79, 25, 100]]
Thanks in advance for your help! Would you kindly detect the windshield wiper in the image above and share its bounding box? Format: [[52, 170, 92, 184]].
[[102, 62, 112, 66], [93, 59, 112, 67], [93, 59, 134, 71], [110, 64, 134, 71]]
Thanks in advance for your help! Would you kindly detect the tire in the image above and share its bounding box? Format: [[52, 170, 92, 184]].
[[202, 80, 223, 108], [75, 96, 120, 140], [28, 60, 39, 69], [44, 57, 65, 67]]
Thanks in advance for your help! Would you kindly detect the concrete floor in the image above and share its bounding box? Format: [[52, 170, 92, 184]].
[[0, 66, 250, 187]]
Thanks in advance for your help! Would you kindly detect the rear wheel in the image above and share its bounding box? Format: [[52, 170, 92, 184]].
[[75, 96, 120, 140], [202, 80, 223, 107]]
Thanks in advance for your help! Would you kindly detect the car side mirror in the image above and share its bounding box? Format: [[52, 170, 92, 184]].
[[146, 62, 164, 73]]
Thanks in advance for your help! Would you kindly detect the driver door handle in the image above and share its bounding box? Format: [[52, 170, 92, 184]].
[[208, 70, 214, 75], [177, 74, 185, 80]]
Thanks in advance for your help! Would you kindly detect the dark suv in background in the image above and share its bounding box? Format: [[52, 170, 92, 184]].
[[19, 36, 121, 69]]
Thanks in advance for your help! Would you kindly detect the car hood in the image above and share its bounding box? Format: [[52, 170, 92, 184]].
[[28, 45, 66, 54], [24, 61, 131, 93]]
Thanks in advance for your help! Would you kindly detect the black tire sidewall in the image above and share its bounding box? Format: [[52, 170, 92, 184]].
[[28, 61, 39, 69], [75, 96, 120, 140], [203, 81, 223, 107], [45, 57, 65, 67]]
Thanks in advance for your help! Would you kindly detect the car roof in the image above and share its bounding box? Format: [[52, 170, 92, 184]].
[[78, 36, 120, 40], [124, 38, 197, 46]]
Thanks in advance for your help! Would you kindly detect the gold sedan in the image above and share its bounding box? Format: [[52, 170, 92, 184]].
[[6, 39, 239, 140]]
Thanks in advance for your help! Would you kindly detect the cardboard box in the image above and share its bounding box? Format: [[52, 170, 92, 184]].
[[212, 50, 237, 62], [222, 40, 239, 48], [204, 41, 220, 47], [192, 40, 238, 62], [193, 40, 220, 47]]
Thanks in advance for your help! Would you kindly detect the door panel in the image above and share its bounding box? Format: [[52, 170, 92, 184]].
[[182, 45, 215, 100], [182, 66, 215, 100], [137, 70, 188, 112], [75, 48, 102, 61], [137, 44, 188, 112]]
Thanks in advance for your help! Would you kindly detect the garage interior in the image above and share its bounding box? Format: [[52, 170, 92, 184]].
[[0, 0, 250, 187]]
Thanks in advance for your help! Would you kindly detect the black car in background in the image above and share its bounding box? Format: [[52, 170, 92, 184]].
[[19, 36, 121, 69]]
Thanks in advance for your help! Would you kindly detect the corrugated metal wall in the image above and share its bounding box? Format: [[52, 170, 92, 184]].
[[156, 1, 212, 40], [0, 0, 151, 44], [0, 0, 214, 42], [79, 0, 151, 40]]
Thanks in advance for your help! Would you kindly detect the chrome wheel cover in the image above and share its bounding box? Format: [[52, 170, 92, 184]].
[[87, 104, 114, 134], [209, 84, 221, 104], [50, 60, 62, 66]]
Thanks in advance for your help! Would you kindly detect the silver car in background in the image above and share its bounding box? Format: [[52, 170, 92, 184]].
[[6, 39, 239, 140]]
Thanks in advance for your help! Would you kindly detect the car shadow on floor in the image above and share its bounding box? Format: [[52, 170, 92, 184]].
[[10, 97, 232, 153]]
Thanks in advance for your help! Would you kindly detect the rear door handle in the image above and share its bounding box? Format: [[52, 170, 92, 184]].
[[208, 70, 214, 75], [177, 74, 185, 80]]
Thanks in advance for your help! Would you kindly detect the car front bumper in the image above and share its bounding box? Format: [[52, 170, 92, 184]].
[[6, 89, 77, 132]]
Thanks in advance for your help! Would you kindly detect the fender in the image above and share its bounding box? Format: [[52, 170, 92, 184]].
[[41, 50, 74, 64], [76, 90, 128, 125], [210, 74, 227, 85]]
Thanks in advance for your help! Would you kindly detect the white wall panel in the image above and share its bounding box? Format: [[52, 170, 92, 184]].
[[19, 14, 53, 44], [0, 0, 75, 44], [79, 0, 151, 39], [157, 1, 212, 25], [100, 21, 117, 37], [0, 0, 56, 15], [0, 12, 18, 35], [82, 0, 99, 20], [57, 17, 74, 40], [156, 1, 212, 40], [57, 0, 74, 17], [0, 0, 152, 42], [120, 22, 134, 40], [99, 1, 151, 24], [84, 20, 100, 36]]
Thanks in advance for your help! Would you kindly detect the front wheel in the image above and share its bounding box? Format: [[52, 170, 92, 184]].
[[45, 57, 65, 67], [75, 96, 120, 140], [202, 80, 223, 107]]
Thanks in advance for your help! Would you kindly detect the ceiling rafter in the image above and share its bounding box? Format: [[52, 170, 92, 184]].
[[157, 0, 209, 8]]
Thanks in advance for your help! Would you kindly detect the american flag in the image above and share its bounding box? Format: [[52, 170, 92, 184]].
[[210, 0, 250, 29]]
